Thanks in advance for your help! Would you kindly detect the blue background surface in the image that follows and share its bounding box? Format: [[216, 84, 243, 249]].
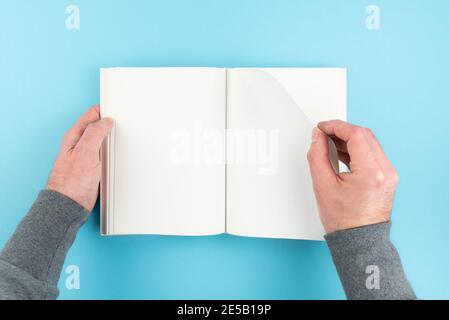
[[0, 0, 448, 299]]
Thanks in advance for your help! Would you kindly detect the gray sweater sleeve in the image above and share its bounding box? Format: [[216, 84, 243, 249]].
[[325, 222, 415, 300], [0, 190, 415, 300], [0, 190, 89, 300]]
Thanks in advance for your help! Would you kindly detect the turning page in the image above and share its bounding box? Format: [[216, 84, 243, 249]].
[[226, 68, 346, 240], [101, 68, 226, 235]]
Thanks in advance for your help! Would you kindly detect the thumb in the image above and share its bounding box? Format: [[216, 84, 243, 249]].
[[75, 117, 114, 153], [307, 127, 337, 188]]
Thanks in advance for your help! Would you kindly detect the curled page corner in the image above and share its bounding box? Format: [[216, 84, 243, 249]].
[[234, 68, 340, 174], [328, 137, 340, 174], [235, 68, 316, 125]]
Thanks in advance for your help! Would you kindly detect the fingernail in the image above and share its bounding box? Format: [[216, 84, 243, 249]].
[[101, 118, 114, 130], [102, 117, 114, 125], [312, 127, 319, 143]]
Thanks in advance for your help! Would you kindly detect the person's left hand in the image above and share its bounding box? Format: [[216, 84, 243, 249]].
[[47, 105, 113, 211]]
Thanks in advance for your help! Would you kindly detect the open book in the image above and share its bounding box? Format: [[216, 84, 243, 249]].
[[100, 67, 346, 240]]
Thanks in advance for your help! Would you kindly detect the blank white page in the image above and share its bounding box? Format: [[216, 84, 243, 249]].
[[101, 68, 226, 235], [226, 68, 346, 240]]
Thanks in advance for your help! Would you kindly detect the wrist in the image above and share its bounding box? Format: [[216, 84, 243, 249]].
[[46, 184, 92, 212], [325, 221, 391, 248], [323, 216, 390, 234]]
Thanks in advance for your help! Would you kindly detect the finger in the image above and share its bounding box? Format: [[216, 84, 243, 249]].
[[307, 127, 338, 188], [329, 135, 348, 154], [62, 105, 101, 151], [74, 118, 114, 156], [317, 120, 377, 172]]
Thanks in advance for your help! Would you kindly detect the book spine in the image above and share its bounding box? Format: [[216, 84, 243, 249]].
[[224, 68, 228, 233], [100, 69, 113, 235]]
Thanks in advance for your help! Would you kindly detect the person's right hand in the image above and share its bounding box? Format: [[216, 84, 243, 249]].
[[307, 120, 399, 234]]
